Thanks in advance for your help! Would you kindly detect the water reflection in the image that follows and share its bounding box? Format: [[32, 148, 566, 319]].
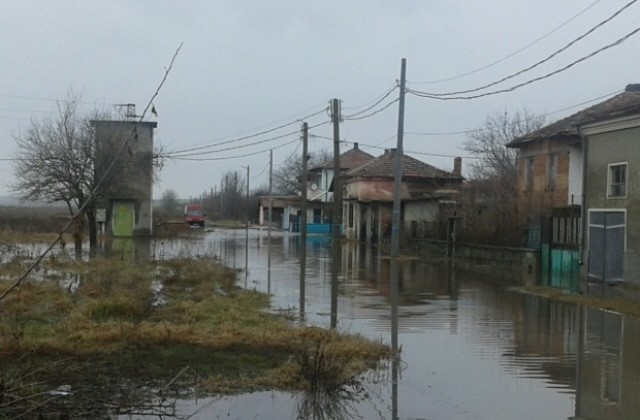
[[575, 307, 640, 420], [12, 229, 640, 419]]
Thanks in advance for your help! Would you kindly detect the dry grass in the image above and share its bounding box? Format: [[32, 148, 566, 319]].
[[0, 255, 390, 415]]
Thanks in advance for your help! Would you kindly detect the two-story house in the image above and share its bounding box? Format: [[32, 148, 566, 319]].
[[509, 84, 640, 288]]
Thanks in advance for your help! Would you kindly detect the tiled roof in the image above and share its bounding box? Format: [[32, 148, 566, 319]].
[[311, 143, 375, 170], [345, 149, 461, 180], [508, 84, 640, 147]]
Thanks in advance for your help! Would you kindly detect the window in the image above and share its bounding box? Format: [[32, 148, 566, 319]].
[[608, 163, 627, 198], [546, 154, 557, 190], [525, 158, 534, 191]]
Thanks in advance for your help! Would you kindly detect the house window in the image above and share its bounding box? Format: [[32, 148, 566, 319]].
[[547, 154, 557, 190], [608, 163, 627, 198], [525, 158, 534, 191]]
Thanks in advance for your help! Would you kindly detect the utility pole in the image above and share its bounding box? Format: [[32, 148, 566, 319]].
[[244, 165, 250, 230], [301, 122, 309, 243], [220, 179, 224, 217], [331, 98, 342, 243], [268, 150, 273, 236], [268, 149, 273, 293], [390, 58, 406, 385], [390, 58, 407, 258]]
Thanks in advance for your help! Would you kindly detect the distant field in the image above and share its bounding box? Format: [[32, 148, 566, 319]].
[[0, 205, 68, 233]]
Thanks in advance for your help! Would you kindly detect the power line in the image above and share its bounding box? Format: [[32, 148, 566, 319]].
[[408, 0, 603, 85], [411, 0, 638, 97], [343, 98, 399, 121], [252, 160, 270, 179], [277, 139, 302, 166], [408, 25, 640, 101], [171, 138, 299, 161], [342, 84, 399, 117], [353, 141, 482, 160], [405, 89, 622, 136], [163, 129, 301, 158], [166, 108, 327, 155]]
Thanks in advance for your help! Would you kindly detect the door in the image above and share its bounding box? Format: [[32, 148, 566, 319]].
[[588, 211, 625, 283], [112, 201, 135, 237]]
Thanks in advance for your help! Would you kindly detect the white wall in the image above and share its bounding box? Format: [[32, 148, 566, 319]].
[[568, 144, 583, 206]]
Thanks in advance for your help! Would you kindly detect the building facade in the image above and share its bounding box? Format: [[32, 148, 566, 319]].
[[92, 120, 156, 237]]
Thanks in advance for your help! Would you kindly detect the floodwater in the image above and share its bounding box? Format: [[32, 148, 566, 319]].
[[125, 228, 640, 420]]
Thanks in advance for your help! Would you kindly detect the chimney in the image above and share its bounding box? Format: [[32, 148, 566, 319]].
[[453, 157, 462, 176], [353, 142, 359, 150], [626, 83, 640, 92], [386, 148, 397, 156]]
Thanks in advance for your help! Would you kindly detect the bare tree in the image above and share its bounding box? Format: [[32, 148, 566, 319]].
[[273, 149, 332, 195], [12, 94, 99, 253], [160, 189, 179, 214], [12, 93, 161, 253], [459, 110, 546, 246], [463, 109, 545, 181]]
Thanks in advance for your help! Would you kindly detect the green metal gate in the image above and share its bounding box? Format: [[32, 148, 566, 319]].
[[541, 207, 581, 292], [112, 201, 135, 237]]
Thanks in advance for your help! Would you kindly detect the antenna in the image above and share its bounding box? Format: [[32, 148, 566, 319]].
[[114, 103, 138, 121]]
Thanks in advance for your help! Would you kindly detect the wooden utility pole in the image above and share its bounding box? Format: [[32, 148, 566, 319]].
[[390, 58, 407, 258], [301, 122, 309, 242], [331, 98, 342, 242]]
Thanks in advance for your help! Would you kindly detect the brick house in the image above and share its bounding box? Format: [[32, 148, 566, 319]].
[[509, 84, 640, 289]]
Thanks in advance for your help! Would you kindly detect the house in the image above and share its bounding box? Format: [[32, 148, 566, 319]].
[[258, 143, 374, 233], [509, 83, 640, 288], [580, 84, 640, 285], [91, 120, 156, 237], [258, 195, 325, 232], [342, 149, 463, 242], [308, 142, 375, 204]]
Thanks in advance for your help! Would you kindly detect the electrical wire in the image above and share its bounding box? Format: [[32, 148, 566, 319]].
[[405, 89, 622, 137], [165, 108, 327, 155], [342, 84, 399, 118], [343, 98, 399, 121], [163, 129, 301, 158], [409, 0, 603, 85], [277, 139, 302, 166], [411, 0, 638, 97], [408, 25, 640, 101], [352, 141, 482, 160], [171, 138, 299, 161], [252, 160, 270, 179]]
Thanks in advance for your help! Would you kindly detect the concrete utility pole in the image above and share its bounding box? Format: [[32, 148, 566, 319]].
[[390, 58, 407, 258], [268, 150, 273, 235], [331, 98, 342, 243], [301, 122, 309, 243], [268, 149, 273, 294], [244, 165, 250, 230]]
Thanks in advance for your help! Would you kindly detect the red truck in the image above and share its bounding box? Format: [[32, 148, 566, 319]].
[[184, 204, 205, 227]]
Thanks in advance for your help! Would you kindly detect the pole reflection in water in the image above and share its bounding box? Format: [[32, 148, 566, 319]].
[[267, 233, 272, 294], [330, 239, 340, 329], [299, 237, 306, 324], [390, 258, 400, 420]]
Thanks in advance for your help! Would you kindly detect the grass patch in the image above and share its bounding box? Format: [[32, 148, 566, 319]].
[[516, 285, 640, 318], [0, 255, 390, 417]]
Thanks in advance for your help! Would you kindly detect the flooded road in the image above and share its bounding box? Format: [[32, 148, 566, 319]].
[[140, 229, 639, 419]]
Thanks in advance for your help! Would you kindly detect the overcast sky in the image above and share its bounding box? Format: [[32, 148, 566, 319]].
[[1, 1, 638, 200]]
